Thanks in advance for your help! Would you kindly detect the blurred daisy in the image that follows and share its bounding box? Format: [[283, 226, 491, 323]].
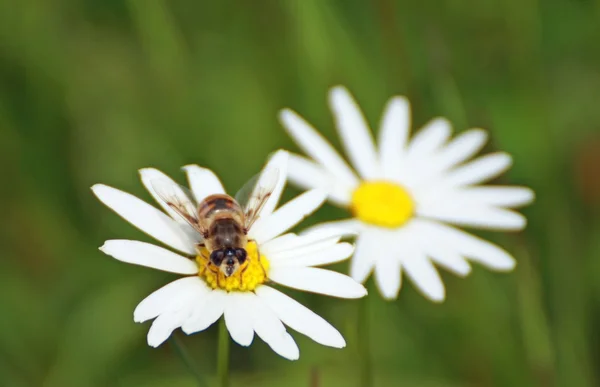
[[92, 150, 366, 360], [279, 87, 534, 302]]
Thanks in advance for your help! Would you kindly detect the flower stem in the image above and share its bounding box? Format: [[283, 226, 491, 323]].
[[358, 296, 372, 387], [170, 333, 208, 387], [217, 318, 230, 387]]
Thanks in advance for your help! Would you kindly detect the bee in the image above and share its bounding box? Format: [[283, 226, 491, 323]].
[[151, 167, 279, 278]]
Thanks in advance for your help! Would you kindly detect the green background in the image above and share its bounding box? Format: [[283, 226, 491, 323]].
[[1, 1, 599, 386]]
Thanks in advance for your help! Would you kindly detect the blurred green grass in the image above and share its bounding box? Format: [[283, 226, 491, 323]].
[[1, 0, 600, 386]]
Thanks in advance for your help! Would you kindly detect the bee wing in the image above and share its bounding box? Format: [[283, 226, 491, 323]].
[[150, 178, 207, 237], [235, 167, 280, 231]]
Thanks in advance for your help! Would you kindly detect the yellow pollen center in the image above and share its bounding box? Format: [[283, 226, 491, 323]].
[[196, 241, 270, 292], [351, 180, 415, 228]]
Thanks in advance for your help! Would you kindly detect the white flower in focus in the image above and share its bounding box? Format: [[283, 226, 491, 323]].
[[279, 87, 535, 302], [92, 150, 366, 360]]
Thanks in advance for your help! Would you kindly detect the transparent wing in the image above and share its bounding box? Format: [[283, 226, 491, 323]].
[[150, 178, 207, 237], [235, 167, 280, 231]]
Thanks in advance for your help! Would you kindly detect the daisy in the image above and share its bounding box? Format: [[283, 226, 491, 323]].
[[92, 150, 367, 360], [279, 86, 535, 302]]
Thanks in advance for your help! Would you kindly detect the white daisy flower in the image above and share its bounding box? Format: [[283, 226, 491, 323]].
[[279, 86, 535, 302], [92, 150, 366, 360]]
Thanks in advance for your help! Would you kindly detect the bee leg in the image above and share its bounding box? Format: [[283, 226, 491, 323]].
[[207, 264, 222, 288], [239, 262, 251, 289], [256, 249, 268, 278]]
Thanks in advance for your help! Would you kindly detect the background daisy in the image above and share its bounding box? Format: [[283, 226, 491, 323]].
[[92, 151, 366, 360], [280, 86, 535, 302]]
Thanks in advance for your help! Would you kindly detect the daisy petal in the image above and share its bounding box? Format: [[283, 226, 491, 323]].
[[444, 152, 512, 187], [249, 295, 299, 360], [271, 242, 354, 268], [256, 286, 345, 348], [350, 231, 379, 283], [401, 254, 445, 302], [329, 86, 380, 179], [269, 267, 367, 298], [181, 289, 227, 334], [435, 128, 488, 171], [260, 150, 289, 216], [374, 256, 402, 300], [182, 165, 225, 203], [147, 307, 191, 347], [139, 168, 198, 232], [287, 154, 353, 206], [406, 118, 451, 162], [418, 220, 516, 271], [302, 219, 364, 237], [417, 204, 527, 230], [224, 293, 254, 346], [134, 277, 208, 323], [250, 189, 326, 244], [92, 184, 196, 255], [279, 109, 359, 187], [267, 237, 341, 261], [379, 96, 410, 178], [421, 240, 472, 277], [100, 240, 198, 275], [454, 186, 535, 208], [262, 228, 344, 256]]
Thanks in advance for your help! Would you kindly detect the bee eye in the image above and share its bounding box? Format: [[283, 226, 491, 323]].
[[210, 250, 225, 266], [235, 248, 247, 264]]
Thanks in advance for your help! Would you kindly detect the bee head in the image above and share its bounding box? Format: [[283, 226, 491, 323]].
[[210, 248, 248, 277]]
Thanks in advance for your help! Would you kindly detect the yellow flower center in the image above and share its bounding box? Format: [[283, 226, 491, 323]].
[[350, 180, 415, 228], [196, 241, 270, 292]]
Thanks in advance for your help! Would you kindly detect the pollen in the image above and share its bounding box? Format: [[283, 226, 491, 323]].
[[350, 180, 415, 228], [196, 241, 270, 292]]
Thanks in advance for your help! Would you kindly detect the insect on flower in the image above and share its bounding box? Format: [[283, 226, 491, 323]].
[[92, 150, 367, 359], [150, 167, 278, 281]]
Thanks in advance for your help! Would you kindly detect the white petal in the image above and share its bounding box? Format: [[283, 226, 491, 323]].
[[269, 267, 367, 298], [267, 237, 341, 261], [287, 154, 354, 206], [401, 253, 445, 302], [271, 242, 354, 268], [183, 165, 226, 203], [147, 307, 191, 347], [417, 204, 527, 230], [279, 109, 359, 187], [451, 186, 535, 208], [378, 96, 410, 179], [406, 118, 452, 162], [181, 289, 227, 334], [134, 277, 208, 323], [258, 150, 289, 216], [224, 293, 254, 346], [435, 128, 488, 171], [329, 86, 380, 179], [250, 189, 326, 244], [139, 168, 194, 227], [420, 239, 471, 277], [92, 184, 196, 255], [302, 219, 364, 237], [262, 228, 344, 256], [349, 231, 379, 283], [256, 286, 345, 348], [443, 152, 512, 187], [374, 256, 402, 300], [100, 240, 198, 274], [249, 295, 299, 360], [416, 220, 515, 271]]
